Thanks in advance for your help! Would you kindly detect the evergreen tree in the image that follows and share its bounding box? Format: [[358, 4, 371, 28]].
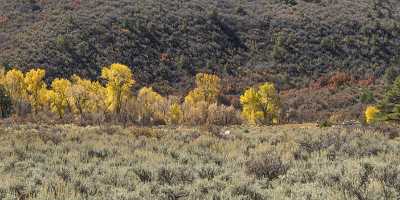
[[0, 86, 12, 118], [378, 76, 400, 121]]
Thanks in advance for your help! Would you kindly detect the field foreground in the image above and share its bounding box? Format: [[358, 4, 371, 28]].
[[0, 124, 399, 200]]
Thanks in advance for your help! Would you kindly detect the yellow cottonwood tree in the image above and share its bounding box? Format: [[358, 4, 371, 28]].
[[365, 106, 380, 124], [3, 69, 26, 103], [2, 69, 27, 115], [138, 87, 164, 107], [137, 87, 165, 123], [69, 75, 95, 117], [101, 63, 135, 114], [184, 88, 204, 106], [70, 77, 107, 122], [184, 73, 221, 105], [24, 69, 46, 113], [38, 87, 51, 109], [89, 81, 108, 114], [240, 82, 281, 125], [240, 87, 264, 125], [0, 66, 5, 85], [195, 73, 221, 103], [168, 103, 183, 125], [183, 73, 221, 124], [48, 78, 72, 118], [258, 83, 281, 124]]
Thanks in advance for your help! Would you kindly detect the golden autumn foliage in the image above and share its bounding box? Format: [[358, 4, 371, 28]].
[[24, 69, 46, 112], [183, 73, 221, 124], [240, 87, 264, 125], [168, 103, 183, 125], [138, 87, 164, 107], [101, 63, 135, 114], [0, 66, 283, 127], [137, 87, 166, 123], [3, 69, 26, 103], [365, 106, 380, 124], [258, 82, 281, 123], [240, 82, 281, 125], [184, 73, 221, 105], [38, 87, 51, 108], [48, 78, 72, 118], [0, 67, 5, 84], [69, 75, 93, 116], [89, 81, 108, 114], [68, 75, 108, 118]]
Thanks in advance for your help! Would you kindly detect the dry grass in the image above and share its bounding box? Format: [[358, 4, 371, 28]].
[[0, 124, 399, 199]]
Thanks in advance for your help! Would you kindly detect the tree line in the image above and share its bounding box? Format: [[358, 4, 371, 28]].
[[0, 64, 281, 126], [0, 63, 398, 126]]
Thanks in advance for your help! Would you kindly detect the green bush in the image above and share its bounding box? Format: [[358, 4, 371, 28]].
[[246, 152, 288, 180], [378, 76, 400, 121], [384, 66, 400, 85], [0, 86, 12, 118], [360, 88, 375, 104]]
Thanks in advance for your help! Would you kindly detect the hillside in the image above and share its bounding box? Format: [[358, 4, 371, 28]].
[[0, 124, 399, 199], [1, 0, 400, 121]]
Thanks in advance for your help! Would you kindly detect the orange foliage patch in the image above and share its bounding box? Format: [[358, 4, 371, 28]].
[[309, 71, 376, 91], [309, 76, 329, 90], [120, 28, 130, 33], [160, 53, 169, 62], [0, 16, 9, 24], [328, 72, 352, 89], [357, 75, 375, 87]]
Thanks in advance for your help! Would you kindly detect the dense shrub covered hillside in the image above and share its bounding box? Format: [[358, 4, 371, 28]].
[[1, 0, 400, 122], [1, 0, 400, 92]]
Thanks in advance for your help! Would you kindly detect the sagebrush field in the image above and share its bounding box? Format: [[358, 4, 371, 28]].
[[0, 124, 399, 200]]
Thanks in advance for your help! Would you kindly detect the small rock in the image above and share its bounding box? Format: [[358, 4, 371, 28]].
[[219, 130, 231, 137]]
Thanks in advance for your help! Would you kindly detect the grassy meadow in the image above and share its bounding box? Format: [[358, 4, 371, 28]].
[[0, 124, 399, 200]]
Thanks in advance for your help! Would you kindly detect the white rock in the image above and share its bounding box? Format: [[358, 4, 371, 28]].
[[222, 130, 231, 136]]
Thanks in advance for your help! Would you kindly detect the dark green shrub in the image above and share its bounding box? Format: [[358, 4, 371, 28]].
[[360, 88, 375, 104], [318, 120, 332, 128], [246, 152, 288, 180], [198, 164, 221, 180], [378, 76, 400, 121], [280, 0, 297, 6], [384, 66, 400, 85], [133, 167, 153, 183], [158, 166, 194, 185], [0, 86, 12, 118], [160, 186, 189, 200], [87, 148, 112, 160], [380, 164, 400, 193], [232, 184, 265, 200]]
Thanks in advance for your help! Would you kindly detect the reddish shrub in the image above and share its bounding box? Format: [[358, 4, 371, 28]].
[[160, 53, 169, 62], [328, 72, 351, 89], [309, 76, 329, 90], [0, 16, 8, 24], [220, 95, 241, 108], [72, 0, 81, 9], [222, 78, 238, 94], [358, 75, 375, 87]]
